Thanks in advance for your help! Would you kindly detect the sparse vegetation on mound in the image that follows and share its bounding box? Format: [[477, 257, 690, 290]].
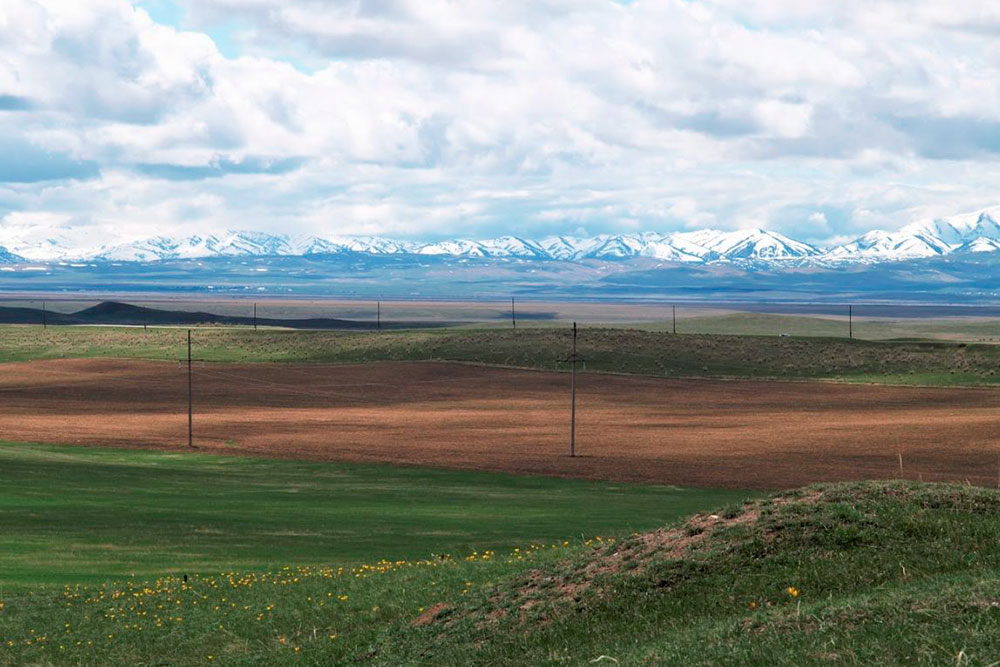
[[393, 481, 1000, 665]]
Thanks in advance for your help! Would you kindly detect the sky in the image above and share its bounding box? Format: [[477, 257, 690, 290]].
[[2, 0, 1000, 248]]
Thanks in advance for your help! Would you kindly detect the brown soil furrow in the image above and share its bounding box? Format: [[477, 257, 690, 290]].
[[2, 359, 999, 489]]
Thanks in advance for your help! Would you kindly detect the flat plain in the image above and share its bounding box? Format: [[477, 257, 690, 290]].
[[4, 324, 1000, 385], [7, 297, 1000, 340], [0, 441, 748, 591], [5, 321, 1000, 664], [3, 358, 1000, 488]]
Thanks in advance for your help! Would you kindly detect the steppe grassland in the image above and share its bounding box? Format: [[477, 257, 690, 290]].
[[2, 323, 1000, 385]]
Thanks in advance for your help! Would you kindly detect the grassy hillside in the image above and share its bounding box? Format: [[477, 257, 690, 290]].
[[3, 480, 999, 665], [0, 442, 748, 591], [409, 480, 1000, 665], [647, 311, 1000, 341], [2, 324, 1000, 386]]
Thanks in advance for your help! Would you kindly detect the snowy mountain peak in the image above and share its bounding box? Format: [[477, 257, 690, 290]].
[[6, 206, 1000, 267], [0, 245, 23, 264], [681, 228, 819, 260], [824, 208, 1000, 262], [93, 231, 299, 261]]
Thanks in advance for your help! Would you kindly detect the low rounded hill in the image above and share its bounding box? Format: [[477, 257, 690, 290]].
[[395, 480, 1000, 665]]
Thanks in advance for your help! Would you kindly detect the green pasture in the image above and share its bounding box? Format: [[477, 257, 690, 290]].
[[2, 324, 1000, 386], [4, 478, 1000, 665], [0, 441, 749, 591]]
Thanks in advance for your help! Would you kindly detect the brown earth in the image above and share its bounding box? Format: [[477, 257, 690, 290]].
[[2, 358, 1000, 489]]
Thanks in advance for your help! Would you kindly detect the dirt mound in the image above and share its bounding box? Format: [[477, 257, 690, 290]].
[[436, 489, 826, 631], [411, 602, 450, 627]]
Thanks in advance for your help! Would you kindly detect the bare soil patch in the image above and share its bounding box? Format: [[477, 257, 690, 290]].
[[2, 359, 1000, 489]]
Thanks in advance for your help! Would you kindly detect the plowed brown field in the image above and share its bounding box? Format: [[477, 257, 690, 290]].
[[3, 359, 1000, 489]]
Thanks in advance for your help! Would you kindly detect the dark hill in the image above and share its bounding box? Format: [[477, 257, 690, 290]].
[[0, 301, 452, 329]]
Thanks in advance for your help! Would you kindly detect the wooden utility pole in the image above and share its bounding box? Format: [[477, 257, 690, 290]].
[[849, 304, 853, 340], [42, 300, 46, 329], [253, 303, 257, 331], [560, 322, 583, 457], [672, 305, 676, 334], [511, 297, 516, 331], [377, 300, 381, 331], [143, 305, 147, 331], [187, 329, 194, 449], [571, 322, 577, 456]]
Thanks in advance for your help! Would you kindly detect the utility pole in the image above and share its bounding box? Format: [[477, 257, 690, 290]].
[[560, 322, 584, 457], [253, 303, 257, 331], [511, 296, 516, 331], [849, 304, 853, 340], [672, 304, 676, 335], [143, 305, 147, 331], [570, 322, 578, 457], [42, 300, 46, 329], [377, 299, 381, 331], [187, 329, 194, 449]]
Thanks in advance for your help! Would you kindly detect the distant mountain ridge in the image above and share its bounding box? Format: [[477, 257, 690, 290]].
[[0, 246, 22, 263], [4, 206, 1000, 268]]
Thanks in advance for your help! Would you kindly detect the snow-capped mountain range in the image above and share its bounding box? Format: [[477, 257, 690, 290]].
[[5, 207, 1000, 268]]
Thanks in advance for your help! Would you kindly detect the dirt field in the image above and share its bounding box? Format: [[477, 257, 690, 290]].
[[3, 358, 1000, 489]]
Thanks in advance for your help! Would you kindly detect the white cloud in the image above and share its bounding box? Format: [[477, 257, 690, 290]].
[[1, 0, 1000, 248]]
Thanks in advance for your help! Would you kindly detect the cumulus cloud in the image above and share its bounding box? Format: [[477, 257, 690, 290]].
[[2, 0, 1000, 246]]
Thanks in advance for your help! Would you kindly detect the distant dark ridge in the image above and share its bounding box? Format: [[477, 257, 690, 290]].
[[0, 306, 80, 325], [74, 301, 245, 326], [0, 301, 452, 330]]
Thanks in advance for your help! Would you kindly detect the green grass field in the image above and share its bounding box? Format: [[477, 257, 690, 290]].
[[5, 320, 1000, 664], [645, 311, 1000, 341], [3, 475, 1000, 665], [2, 324, 1000, 386], [0, 442, 750, 592]]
